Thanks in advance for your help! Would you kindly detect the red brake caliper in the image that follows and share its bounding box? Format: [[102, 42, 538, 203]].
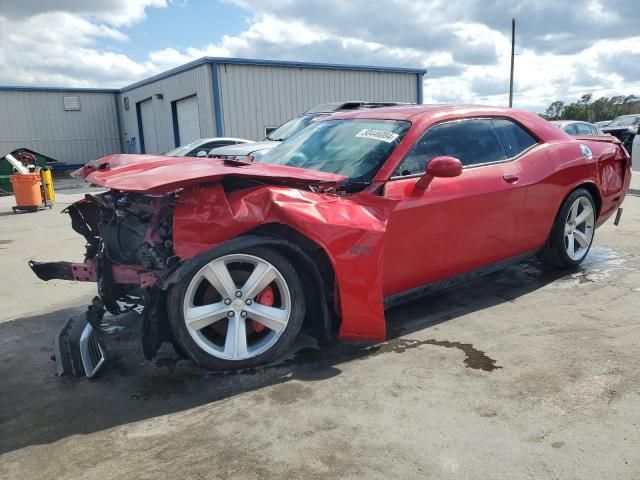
[[252, 286, 274, 333]]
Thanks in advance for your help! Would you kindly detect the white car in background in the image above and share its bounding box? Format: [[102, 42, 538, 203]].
[[165, 137, 252, 157]]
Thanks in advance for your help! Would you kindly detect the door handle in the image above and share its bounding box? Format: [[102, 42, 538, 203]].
[[502, 172, 519, 183]]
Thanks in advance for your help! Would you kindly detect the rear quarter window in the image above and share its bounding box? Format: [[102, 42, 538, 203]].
[[492, 118, 538, 157]]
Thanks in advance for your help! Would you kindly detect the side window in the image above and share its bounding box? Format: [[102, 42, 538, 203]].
[[576, 123, 592, 135], [563, 124, 578, 135], [492, 118, 538, 156], [207, 141, 236, 149], [187, 146, 208, 156], [589, 125, 599, 135], [189, 141, 236, 156], [396, 119, 506, 176]]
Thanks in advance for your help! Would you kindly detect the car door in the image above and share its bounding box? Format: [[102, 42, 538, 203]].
[[381, 118, 534, 297]]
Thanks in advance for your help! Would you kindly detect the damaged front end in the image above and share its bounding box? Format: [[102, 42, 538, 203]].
[[31, 155, 396, 377], [30, 191, 179, 376]]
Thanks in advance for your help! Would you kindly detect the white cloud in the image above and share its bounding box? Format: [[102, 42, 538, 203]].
[[1, 0, 168, 26], [0, 0, 639, 112], [0, 1, 169, 86]]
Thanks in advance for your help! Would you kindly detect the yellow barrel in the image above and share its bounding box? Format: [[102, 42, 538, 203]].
[[41, 167, 55, 203]]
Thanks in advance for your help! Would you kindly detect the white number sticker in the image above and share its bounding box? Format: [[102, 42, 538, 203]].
[[355, 129, 399, 143]]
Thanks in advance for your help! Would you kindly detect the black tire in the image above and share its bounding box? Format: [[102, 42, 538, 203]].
[[166, 246, 305, 371], [538, 188, 596, 268]]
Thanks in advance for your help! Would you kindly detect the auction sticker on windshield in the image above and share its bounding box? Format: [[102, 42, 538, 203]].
[[355, 129, 399, 143]]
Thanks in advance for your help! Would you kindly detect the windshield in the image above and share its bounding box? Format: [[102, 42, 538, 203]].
[[165, 140, 203, 157], [266, 115, 319, 141], [260, 119, 411, 187], [608, 115, 640, 127]]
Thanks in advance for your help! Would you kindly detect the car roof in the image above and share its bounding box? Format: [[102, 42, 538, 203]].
[[323, 104, 568, 143], [326, 104, 524, 121], [194, 137, 251, 143], [304, 101, 412, 114]]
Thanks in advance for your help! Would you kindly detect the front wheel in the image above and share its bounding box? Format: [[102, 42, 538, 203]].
[[538, 188, 596, 268], [167, 247, 305, 370]]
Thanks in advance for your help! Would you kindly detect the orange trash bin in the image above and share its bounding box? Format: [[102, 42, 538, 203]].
[[10, 173, 42, 207]]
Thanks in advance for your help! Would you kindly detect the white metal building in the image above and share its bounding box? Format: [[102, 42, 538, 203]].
[[0, 57, 426, 164], [0, 87, 121, 164]]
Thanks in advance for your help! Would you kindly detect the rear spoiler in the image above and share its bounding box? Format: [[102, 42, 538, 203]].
[[575, 135, 621, 144]]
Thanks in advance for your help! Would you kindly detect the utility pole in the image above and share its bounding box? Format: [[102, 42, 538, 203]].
[[509, 17, 516, 108]]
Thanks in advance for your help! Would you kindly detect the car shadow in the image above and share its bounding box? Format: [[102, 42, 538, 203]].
[[0, 254, 599, 454]]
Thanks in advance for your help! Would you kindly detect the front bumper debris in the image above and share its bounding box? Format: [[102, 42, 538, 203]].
[[29, 260, 96, 282], [614, 207, 623, 226], [55, 309, 107, 379]]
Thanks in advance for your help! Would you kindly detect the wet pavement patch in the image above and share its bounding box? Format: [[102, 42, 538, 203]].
[[545, 245, 629, 288], [369, 338, 502, 372], [268, 382, 314, 405]]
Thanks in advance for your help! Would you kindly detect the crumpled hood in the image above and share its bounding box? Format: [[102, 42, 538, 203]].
[[72, 154, 346, 193]]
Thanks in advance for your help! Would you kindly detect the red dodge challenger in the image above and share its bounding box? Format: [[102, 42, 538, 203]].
[[31, 105, 631, 373]]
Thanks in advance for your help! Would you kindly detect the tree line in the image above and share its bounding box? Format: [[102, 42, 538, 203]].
[[540, 94, 640, 122]]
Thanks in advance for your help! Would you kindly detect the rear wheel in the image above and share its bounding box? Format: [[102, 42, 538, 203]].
[[167, 247, 305, 370], [538, 188, 596, 268]]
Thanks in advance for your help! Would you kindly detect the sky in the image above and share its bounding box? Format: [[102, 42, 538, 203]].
[[0, 0, 638, 112]]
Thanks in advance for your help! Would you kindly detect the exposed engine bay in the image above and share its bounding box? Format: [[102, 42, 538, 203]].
[[30, 191, 181, 367], [32, 192, 175, 310]]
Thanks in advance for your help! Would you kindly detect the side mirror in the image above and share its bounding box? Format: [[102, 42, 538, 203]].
[[196, 150, 207, 157], [415, 156, 462, 190]]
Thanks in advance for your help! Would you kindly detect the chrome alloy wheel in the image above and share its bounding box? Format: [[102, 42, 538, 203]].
[[183, 254, 291, 361], [564, 196, 595, 261]]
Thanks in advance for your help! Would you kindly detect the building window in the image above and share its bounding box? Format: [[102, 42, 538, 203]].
[[63, 96, 80, 111]]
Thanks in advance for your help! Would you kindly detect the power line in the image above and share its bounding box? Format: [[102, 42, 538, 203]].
[[509, 17, 516, 108]]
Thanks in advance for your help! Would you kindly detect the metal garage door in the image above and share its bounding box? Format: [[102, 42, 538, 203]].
[[176, 96, 201, 145], [139, 98, 158, 154]]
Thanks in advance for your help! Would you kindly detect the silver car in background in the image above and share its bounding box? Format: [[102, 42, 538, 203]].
[[165, 137, 252, 157], [550, 120, 603, 136]]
